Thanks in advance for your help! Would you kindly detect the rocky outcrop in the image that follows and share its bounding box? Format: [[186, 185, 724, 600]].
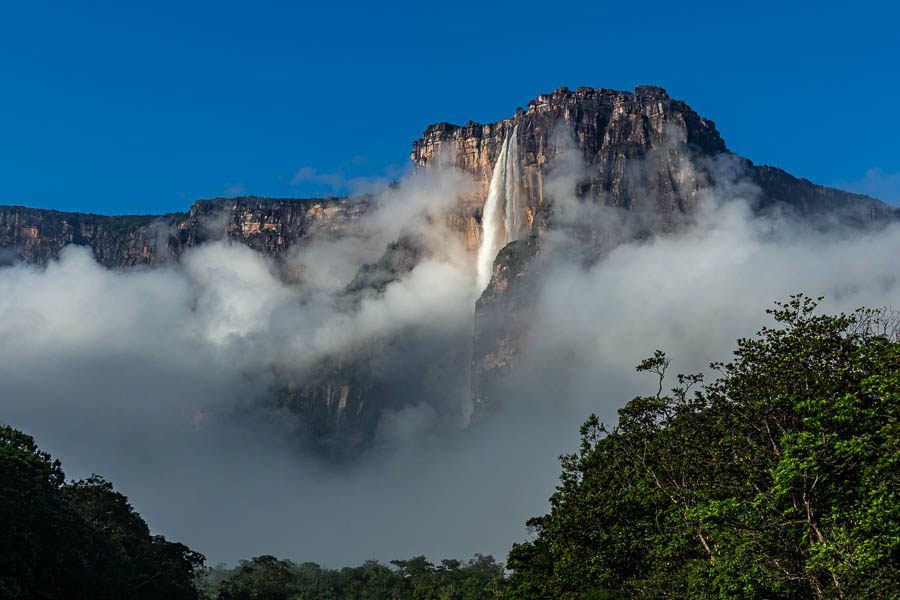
[[469, 235, 541, 410], [0, 195, 369, 268], [275, 322, 472, 459], [411, 86, 892, 244], [412, 86, 731, 253], [410, 85, 897, 412], [344, 234, 423, 296], [750, 164, 894, 226], [0, 207, 172, 266], [276, 357, 379, 458]]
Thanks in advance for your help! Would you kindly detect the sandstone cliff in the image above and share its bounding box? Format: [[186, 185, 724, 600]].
[[411, 85, 890, 242], [412, 85, 728, 251], [409, 85, 896, 412], [0, 195, 369, 268]]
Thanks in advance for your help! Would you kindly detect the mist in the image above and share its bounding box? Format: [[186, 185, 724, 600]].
[[1, 157, 899, 568]]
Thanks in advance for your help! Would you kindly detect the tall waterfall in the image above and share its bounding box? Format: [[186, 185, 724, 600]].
[[475, 134, 508, 293], [475, 125, 523, 294]]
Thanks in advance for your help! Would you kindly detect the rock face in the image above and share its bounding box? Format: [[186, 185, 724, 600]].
[[411, 85, 891, 242], [749, 165, 893, 226], [411, 86, 729, 251], [0, 196, 369, 268], [2, 85, 895, 455], [410, 85, 896, 412]]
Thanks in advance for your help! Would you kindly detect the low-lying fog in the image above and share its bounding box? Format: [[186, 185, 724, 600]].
[[2, 157, 898, 566]]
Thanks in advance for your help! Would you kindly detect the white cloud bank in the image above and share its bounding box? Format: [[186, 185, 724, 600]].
[[1, 161, 898, 567]]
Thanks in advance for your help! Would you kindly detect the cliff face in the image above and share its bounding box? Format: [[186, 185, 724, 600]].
[[0, 195, 369, 268], [276, 324, 472, 459], [411, 85, 891, 243], [0, 207, 169, 267], [409, 85, 896, 412], [411, 86, 729, 253], [750, 165, 893, 225]]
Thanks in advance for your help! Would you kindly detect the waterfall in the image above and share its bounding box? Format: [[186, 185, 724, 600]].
[[475, 133, 509, 293], [475, 125, 523, 294]]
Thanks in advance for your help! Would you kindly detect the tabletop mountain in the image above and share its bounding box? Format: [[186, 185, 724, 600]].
[[2, 86, 894, 456]]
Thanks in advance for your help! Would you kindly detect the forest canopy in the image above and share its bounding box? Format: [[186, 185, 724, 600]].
[[0, 426, 204, 599], [503, 295, 900, 599]]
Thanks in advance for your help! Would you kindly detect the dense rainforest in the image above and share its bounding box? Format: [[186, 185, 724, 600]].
[[196, 555, 505, 599], [0, 427, 203, 599], [504, 296, 900, 599], [2, 295, 899, 599]]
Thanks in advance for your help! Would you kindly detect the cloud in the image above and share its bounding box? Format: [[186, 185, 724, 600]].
[[289, 163, 412, 197], [0, 169, 488, 564], [289, 166, 346, 189], [223, 183, 246, 197], [836, 167, 900, 204], [1, 155, 899, 571]]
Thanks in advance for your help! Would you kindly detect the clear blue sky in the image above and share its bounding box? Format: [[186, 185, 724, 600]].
[[2, 0, 898, 215]]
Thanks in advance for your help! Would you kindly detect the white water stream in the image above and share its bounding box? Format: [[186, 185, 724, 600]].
[[475, 125, 523, 294]]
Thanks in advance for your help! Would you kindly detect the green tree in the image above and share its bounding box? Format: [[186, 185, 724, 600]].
[[202, 553, 505, 600], [0, 426, 205, 599], [504, 296, 900, 599], [67, 475, 205, 600], [0, 426, 97, 599], [694, 297, 900, 597], [216, 555, 297, 600]]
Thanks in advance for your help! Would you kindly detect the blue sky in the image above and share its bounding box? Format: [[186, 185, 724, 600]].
[[2, 0, 898, 215]]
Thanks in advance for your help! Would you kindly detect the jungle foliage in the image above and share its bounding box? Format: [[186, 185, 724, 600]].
[[0, 427, 204, 600], [198, 554, 505, 600], [503, 296, 900, 599]]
